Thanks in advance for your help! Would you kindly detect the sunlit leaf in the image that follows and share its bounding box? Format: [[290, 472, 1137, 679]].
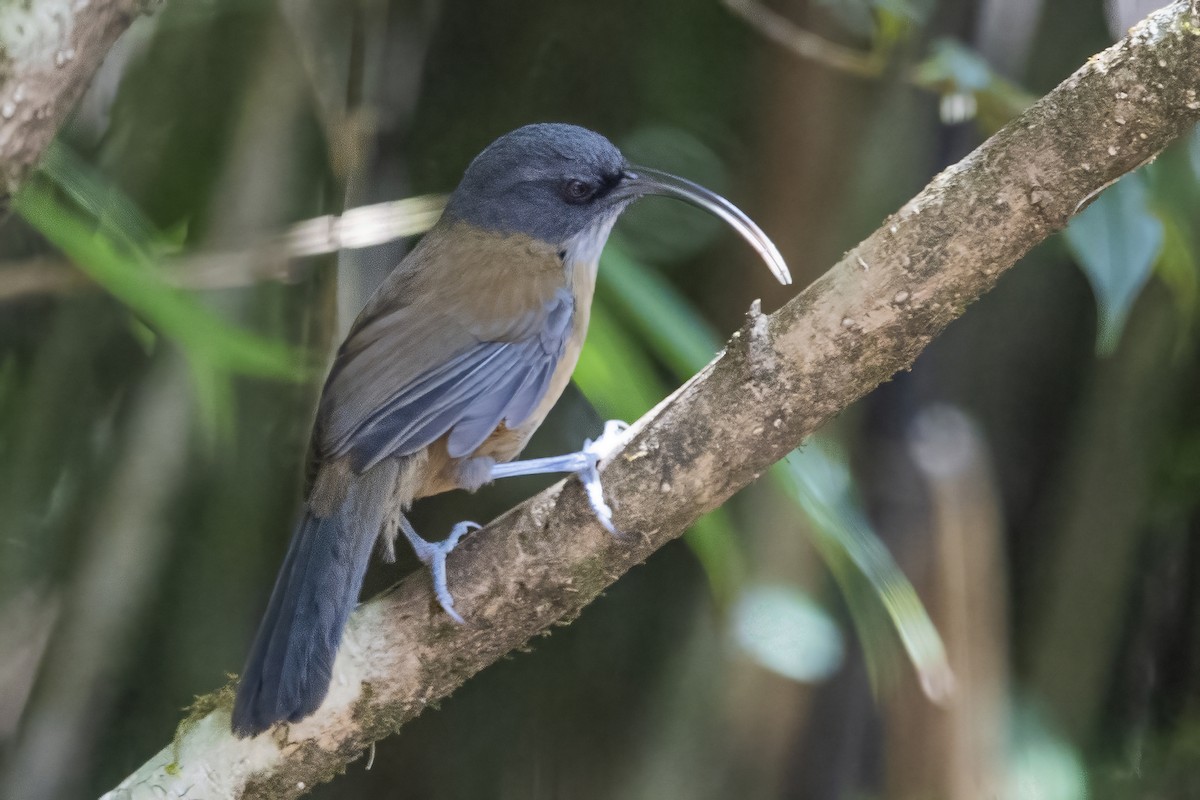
[[1063, 171, 1164, 356], [731, 584, 844, 683], [16, 181, 313, 383], [39, 142, 167, 258], [779, 440, 954, 702]]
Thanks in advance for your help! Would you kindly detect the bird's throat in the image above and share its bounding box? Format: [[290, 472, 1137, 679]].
[[560, 209, 622, 290]]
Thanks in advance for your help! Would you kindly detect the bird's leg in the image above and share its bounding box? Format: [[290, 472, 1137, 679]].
[[488, 420, 630, 533], [398, 515, 480, 624]]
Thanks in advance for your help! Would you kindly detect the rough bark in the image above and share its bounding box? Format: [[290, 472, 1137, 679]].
[[103, 2, 1200, 798], [0, 0, 156, 198]]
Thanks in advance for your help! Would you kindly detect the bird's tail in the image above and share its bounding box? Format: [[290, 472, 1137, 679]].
[[232, 461, 397, 737]]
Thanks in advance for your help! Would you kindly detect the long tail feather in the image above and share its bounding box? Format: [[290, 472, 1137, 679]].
[[232, 462, 397, 737]]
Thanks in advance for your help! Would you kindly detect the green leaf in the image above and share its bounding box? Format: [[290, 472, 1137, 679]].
[[1142, 138, 1200, 330], [777, 440, 954, 701], [597, 246, 722, 376], [914, 39, 993, 90], [15, 180, 314, 383], [683, 511, 748, 608], [14, 176, 316, 445], [1156, 216, 1199, 323], [38, 142, 167, 258], [1063, 171, 1164, 356], [574, 298, 666, 421], [813, 0, 932, 35], [875, 0, 934, 23]]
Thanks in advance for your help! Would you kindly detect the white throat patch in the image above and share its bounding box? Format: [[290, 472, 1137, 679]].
[[561, 208, 624, 278]]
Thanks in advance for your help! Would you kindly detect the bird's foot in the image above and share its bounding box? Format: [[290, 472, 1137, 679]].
[[578, 420, 629, 534], [399, 517, 481, 624], [488, 419, 631, 535]]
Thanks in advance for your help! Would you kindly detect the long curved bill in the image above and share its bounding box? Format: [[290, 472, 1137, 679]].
[[618, 165, 792, 286]]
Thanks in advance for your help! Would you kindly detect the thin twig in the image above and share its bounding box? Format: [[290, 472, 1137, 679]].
[[0, 194, 449, 301], [723, 0, 1037, 127], [722, 0, 885, 79]]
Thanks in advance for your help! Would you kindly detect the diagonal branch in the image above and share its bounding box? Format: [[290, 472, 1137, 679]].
[[103, 3, 1200, 798]]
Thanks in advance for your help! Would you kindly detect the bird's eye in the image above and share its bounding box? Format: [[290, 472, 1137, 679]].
[[561, 179, 595, 204]]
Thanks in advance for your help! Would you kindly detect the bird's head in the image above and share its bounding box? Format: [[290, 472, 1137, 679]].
[[443, 123, 791, 285]]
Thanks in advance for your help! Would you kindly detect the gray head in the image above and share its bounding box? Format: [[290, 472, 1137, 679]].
[[443, 123, 628, 245], [443, 123, 791, 284]]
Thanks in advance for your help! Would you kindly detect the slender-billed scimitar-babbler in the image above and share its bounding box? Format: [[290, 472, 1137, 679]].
[[231, 123, 791, 736]]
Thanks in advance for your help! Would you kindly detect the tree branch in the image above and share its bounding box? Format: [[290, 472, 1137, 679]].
[[103, 2, 1200, 798], [0, 0, 157, 198]]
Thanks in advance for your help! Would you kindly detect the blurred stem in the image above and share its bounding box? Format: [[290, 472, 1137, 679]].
[[0, 193, 448, 302], [1, 357, 194, 800], [887, 407, 1009, 799], [1028, 283, 1188, 744]]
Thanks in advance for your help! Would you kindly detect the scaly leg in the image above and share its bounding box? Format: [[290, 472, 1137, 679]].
[[399, 516, 480, 623], [410, 421, 629, 622], [489, 420, 630, 534]]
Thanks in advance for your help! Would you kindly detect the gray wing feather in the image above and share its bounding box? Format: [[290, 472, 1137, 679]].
[[319, 287, 574, 471]]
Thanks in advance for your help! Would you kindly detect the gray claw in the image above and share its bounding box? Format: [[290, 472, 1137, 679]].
[[579, 419, 629, 535], [401, 519, 481, 623]]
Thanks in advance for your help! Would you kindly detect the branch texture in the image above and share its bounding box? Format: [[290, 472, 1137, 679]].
[[104, 3, 1200, 797], [0, 0, 155, 197]]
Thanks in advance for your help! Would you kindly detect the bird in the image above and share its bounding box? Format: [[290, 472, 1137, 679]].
[[231, 123, 790, 737]]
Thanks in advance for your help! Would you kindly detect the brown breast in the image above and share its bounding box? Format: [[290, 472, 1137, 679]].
[[416, 252, 600, 500]]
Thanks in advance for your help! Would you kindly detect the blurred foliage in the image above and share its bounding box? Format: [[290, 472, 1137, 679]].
[[1064, 172, 1163, 356], [595, 240, 950, 698], [780, 443, 952, 703], [1, 0, 1199, 799], [913, 39, 1035, 128], [16, 162, 315, 435]]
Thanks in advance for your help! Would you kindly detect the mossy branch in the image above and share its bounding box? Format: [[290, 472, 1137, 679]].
[[103, 2, 1200, 798]]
